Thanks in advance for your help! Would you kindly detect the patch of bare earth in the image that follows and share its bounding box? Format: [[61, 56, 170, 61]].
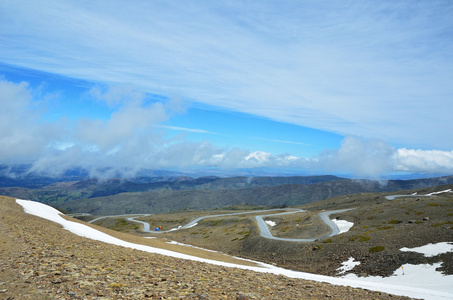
[[0, 196, 413, 299]]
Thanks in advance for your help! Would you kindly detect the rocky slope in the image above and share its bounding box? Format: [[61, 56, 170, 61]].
[[96, 186, 453, 279], [0, 196, 412, 299]]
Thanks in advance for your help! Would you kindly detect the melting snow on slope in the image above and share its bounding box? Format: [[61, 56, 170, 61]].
[[342, 262, 452, 296], [331, 219, 354, 233], [400, 242, 453, 257], [169, 225, 183, 231], [425, 189, 452, 196], [166, 241, 219, 253], [15, 199, 453, 300], [337, 257, 360, 275], [265, 220, 276, 227]]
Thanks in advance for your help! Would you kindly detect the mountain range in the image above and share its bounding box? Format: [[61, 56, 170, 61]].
[[2, 172, 453, 215]]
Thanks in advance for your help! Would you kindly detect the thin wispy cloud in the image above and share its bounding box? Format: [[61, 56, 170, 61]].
[[1, 1, 452, 178], [1, 1, 452, 150], [253, 137, 311, 147], [2, 76, 453, 178], [155, 125, 216, 135]]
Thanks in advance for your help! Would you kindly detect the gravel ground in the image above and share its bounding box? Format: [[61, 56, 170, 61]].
[[0, 196, 413, 300], [144, 192, 453, 277]]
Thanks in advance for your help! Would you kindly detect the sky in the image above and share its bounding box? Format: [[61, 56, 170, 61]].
[[16, 199, 453, 299], [1, 1, 453, 179]]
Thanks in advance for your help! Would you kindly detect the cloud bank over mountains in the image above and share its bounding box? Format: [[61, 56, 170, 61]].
[[1, 1, 452, 179], [1, 78, 452, 179]]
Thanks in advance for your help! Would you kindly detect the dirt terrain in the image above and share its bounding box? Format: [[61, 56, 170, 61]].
[[0, 196, 413, 299], [91, 187, 453, 278]]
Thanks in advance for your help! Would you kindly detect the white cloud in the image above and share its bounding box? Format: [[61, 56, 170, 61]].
[[2, 78, 453, 179], [394, 149, 453, 173], [1, 1, 452, 150], [0, 79, 60, 163], [312, 137, 453, 178], [315, 136, 396, 178], [75, 99, 168, 150], [155, 125, 216, 134]]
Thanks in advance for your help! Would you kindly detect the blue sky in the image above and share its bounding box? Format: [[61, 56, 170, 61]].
[[1, 1, 453, 179]]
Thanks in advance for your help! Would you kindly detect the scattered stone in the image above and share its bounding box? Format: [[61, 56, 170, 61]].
[[0, 196, 414, 300]]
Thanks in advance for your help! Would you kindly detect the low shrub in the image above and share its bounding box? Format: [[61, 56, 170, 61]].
[[349, 235, 371, 242], [432, 221, 453, 227], [109, 283, 125, 289], [388, 220, 401, 224], [378, 226, 394, 230], [369, 246, 385, 253], [358, 236, 371, 242]]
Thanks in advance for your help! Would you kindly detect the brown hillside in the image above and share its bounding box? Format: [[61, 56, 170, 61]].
[[0, 196, 412, 299]]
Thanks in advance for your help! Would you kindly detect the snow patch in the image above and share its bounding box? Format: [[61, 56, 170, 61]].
[[15, 199, 453, 300], [343, 262, 453, 296], [265, 220, 276, 227], [337, 257, 360, 275], [425, 189, 452, 196], [400, 242, 453, 257], [331, 219, 354, 233], [169, 225, 183, 231], [166, 241, 219, 253]]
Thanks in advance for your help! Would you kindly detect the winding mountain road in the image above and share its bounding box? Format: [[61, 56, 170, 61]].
[[256, 208, 354, 242], [89, 208, 354, 242]]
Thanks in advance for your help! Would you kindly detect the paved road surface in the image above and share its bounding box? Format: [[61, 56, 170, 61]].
[[256, 208, 354, 242], [88, 208, 354, 241]]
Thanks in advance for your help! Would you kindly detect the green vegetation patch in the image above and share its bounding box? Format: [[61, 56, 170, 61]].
[[359, 236, 371, 242], [369, 246, 385, 253], [205, 219, 225, 226], [432, 221, 453, 227], [388, 220, 402, 224], [378, 226, 394, 230], [113, 219, 139, 231], [349, 235, 371, 242]]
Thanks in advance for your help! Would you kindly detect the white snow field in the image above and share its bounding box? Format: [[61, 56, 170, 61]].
[[401, 242, 453, 257], [331, 219, 354, 234], [16, 199, 453, 300]]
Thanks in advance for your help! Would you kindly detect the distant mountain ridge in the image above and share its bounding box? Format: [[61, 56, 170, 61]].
[[2, 172, 453, 215], [55, 176, 453, 215]]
